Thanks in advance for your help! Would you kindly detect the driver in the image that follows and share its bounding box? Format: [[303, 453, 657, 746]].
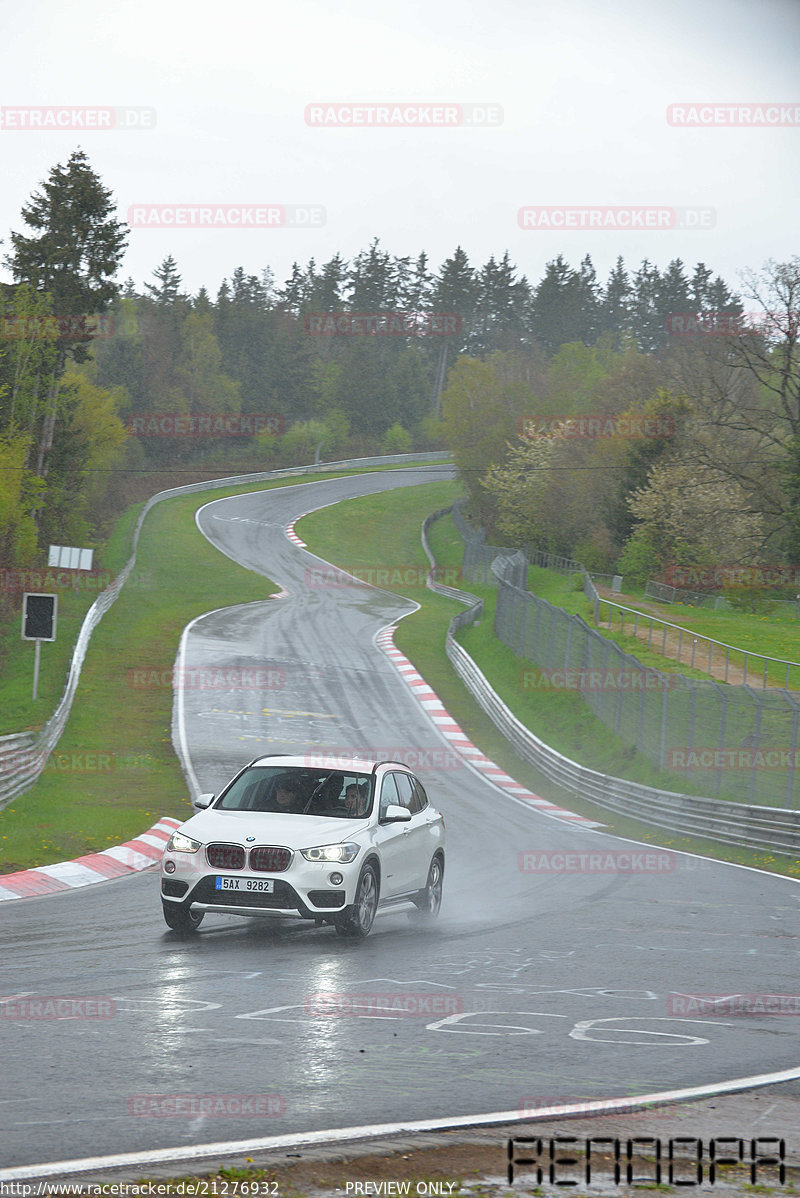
[[264, 776, 305, 813]]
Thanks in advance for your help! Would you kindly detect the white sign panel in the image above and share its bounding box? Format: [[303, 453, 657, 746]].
[[48, 545, 94, 571]]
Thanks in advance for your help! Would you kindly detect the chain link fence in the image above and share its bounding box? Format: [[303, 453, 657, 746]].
[[451, 501, 800, 810]]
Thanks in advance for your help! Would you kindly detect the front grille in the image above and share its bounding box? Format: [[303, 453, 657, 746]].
[[191, 876, 301, 910], [307, 890, 346, 909], [207, 843, 245, 870], [161, 878, 189, 898], [250, 845, 292, 872]]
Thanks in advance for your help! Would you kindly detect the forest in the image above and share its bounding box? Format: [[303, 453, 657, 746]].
[[1, 149, 798, 612]]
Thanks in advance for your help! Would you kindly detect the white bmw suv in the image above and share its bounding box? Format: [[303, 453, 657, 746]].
[[161, 754, 445, 939]]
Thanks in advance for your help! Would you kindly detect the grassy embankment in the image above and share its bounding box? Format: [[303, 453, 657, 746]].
[[0, 467, 411, 871], [3, 468, 796, 878], [299, 487, 800, 880], [528, 567, 800, 687]]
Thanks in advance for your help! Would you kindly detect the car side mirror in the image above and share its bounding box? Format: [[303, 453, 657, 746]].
[[381, 803, 412, 824], [193, 792, 215, 810]]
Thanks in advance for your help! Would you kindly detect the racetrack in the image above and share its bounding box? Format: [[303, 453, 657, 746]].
[[2, 466, 799, 1173]]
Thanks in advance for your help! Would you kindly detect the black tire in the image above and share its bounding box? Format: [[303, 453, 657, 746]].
[[162, 900, 204, 932], [414, 854, 444, 919], [334, 864, 379, 939]]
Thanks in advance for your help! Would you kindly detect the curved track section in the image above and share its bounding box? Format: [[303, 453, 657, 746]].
[[2, 467, 799, 1172]]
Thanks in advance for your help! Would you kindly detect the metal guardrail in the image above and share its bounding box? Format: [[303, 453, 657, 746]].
[[597, 593, 800, 690], [0, 452, 452, 811], [421, 506, 800, 858], [451, 500, 800, 808]]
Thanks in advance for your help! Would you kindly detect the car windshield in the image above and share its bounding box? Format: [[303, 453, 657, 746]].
[[215, 766, 374, 817]]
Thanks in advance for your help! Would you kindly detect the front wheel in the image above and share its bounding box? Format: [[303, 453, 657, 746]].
[[414, 855, 444, 919], [162, 900, 204, 932], [334, 865, 378, 939]]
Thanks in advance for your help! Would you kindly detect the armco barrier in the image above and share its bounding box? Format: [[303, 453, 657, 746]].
[[0, 452, 451, 811], [421, 506, 800, 859]]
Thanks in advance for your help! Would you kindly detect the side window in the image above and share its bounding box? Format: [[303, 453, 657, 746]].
[[379, 773, 400, 819], [410, 777, 428, 813], [393, 771, 415, 810]]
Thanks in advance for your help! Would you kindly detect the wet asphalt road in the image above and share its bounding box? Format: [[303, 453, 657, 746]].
[[2, 466, 799, 1171]]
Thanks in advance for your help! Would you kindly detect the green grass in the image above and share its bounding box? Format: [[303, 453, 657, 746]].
[[0, 467, 409, 872], [594, 586, 800, 688], [0, 578, 109, 736], [523, 565, 800, 687], [299, 494, 800, 880], [3, 463, 797, 880]]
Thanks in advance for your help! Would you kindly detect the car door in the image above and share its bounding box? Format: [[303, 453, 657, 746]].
[[373, 771, 412, 898], [393, 770, 435, 892]]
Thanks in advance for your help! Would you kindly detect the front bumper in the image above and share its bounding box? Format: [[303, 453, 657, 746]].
[[161, 850, 359, 920]]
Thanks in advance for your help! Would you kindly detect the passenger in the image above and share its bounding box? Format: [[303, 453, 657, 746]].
[[344, 782, 369, 817]]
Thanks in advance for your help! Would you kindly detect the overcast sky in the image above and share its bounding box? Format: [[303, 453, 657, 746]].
[[1, 0, 798, 300]]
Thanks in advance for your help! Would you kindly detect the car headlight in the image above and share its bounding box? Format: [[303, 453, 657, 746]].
[[167, 831, 202, 854], [300, 842, 360, 864]]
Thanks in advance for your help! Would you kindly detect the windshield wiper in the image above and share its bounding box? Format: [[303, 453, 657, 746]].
[[302, 772, 336, 814]]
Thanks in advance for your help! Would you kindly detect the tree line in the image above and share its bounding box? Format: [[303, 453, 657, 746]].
[[444, 258, 800, 590], [1, 148, 773, 616]]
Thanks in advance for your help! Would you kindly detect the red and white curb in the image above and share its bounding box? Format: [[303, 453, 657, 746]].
[[0, 816, 181, 902], [375, 627, 602, 829], [285, 518, 306, 548]]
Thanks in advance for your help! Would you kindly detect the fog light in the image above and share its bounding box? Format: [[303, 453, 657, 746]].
[[329, 871, 343, 886], [164, 860, 176, 874]]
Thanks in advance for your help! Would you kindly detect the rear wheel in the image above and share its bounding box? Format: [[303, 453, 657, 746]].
[[162, 901, 204, 932], [414, 854, 444, 919], [334, 865, 378, 939]]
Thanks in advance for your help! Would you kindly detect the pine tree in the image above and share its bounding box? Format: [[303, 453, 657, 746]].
[[600, 256, 632, 346], [5, 149, 128, 476]]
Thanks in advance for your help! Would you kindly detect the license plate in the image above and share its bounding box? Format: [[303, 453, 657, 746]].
[[215, 876, 274, 893]]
